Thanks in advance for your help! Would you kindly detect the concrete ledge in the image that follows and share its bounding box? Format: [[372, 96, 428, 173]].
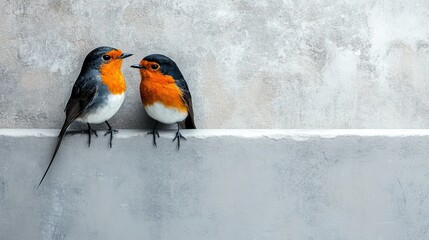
[[1, 129, 429, 239]]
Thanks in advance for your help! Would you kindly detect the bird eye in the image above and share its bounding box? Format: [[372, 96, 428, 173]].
[[102, 55, 111, 61], [151, 64, 159, 70]]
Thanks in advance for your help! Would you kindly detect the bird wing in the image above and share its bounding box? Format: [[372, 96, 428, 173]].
[[65, 75, 98, 122], [175, 77, 196, 129]]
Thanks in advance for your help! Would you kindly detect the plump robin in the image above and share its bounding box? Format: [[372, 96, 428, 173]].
[[131, 54, 196, 149], [38, 46, 132, 188]]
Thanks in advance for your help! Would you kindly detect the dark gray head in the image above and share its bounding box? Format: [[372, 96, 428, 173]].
[[81, 46, 133, 71], [130, 54, 184, 80]]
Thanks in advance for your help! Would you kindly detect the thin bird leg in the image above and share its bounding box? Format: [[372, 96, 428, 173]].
[[86, 123, 98, 147], [104, 121, 118, 148], [65, 123, 98, 147], [172, 122, 186, 150], [147, 121, 160, 147]]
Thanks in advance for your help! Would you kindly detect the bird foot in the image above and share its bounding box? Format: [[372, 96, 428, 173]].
[[104, 129, 118, 148], [66, 128, 98, 147], [147, 129, 160, 147], [172, 131, 186, 150]]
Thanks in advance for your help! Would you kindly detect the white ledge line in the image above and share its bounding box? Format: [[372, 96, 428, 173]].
[[1, 129, 429, 140]]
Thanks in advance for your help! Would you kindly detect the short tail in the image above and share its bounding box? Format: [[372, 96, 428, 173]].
[[37, 121, 70, 188], [184, 115, 196, 129]]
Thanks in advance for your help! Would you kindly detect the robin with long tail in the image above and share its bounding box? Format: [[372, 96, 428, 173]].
[[37, 46, 132, 188], [131, 54, 196, 149]]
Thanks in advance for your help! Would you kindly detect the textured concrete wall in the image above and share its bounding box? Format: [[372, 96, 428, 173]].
[[1, 129, 429, 239], [1, 0, 429, 128]]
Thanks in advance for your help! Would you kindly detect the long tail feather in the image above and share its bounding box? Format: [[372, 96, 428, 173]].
[[37, 121, 71, 188]]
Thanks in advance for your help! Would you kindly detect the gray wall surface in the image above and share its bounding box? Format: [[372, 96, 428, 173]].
[[1, 129, 429, 239], [1, 0, 429, 128]]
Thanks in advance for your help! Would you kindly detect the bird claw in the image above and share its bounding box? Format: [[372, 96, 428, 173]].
[[65, 128, 97, 147], [104, 129, 118, 136], [172, 131, 186, 150], [90, 129, 98, 137], [147, 129, 160, 147], [87, 128, 98, 147], [104, 129, 118, 148]]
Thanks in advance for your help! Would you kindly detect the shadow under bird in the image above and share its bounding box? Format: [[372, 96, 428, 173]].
[[37, 46, 132, 188], [131, 54, 196, 149]]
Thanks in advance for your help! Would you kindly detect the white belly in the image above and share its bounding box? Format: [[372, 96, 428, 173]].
[[78, 93, 125, 124], [145, 102, 188, 124]]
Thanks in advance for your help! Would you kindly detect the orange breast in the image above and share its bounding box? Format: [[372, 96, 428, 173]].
[[100, 59, 126, 95], [140, 71, 187, 113]]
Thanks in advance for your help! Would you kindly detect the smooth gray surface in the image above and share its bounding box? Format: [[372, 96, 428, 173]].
[[1, 1, 429, 128], [1, 129, 429, 240]]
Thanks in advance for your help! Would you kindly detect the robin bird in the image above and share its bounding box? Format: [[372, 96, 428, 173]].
[[131, 54, 196, 149], [37, 46, 132, 188]]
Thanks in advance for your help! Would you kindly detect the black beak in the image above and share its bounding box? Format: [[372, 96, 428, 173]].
[[130, 64, 146, 69], [119, 53, 133, 59]]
